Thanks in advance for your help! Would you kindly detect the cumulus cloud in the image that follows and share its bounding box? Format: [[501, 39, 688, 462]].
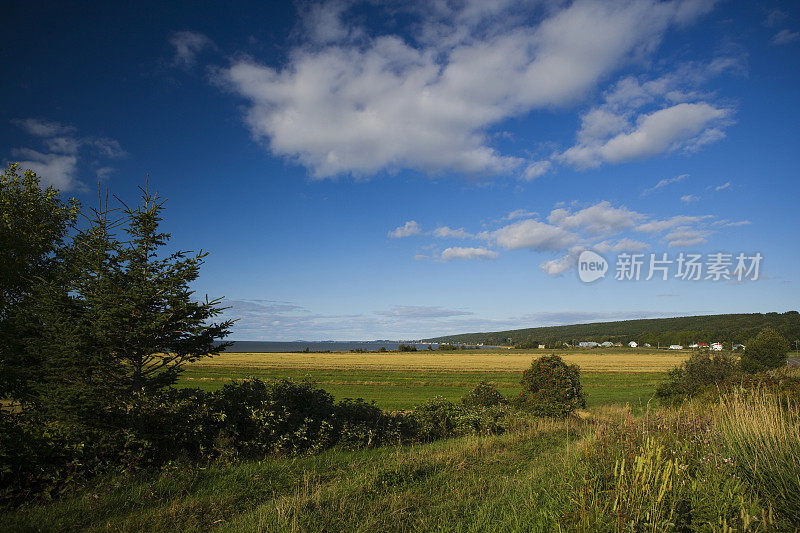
[[547, 201, 643, 235], [432, 226, 473, 239], [9, 148, 78, 191], [440, 246, 499, 261], [219, 0, 716, 179], [664, 227, 710, 247], [560, 103, 731, 169], [482, 219, 578, 251], [594, 238, 649, 253], [680, 194, 699, 203], [169, 31, 215, 67], [388, 220, 421, 238], [8, 119, 125, 190]]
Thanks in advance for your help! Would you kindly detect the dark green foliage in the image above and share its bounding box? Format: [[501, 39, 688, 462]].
[[424, 311, 800, 347], [397, 343, 417, 352], [25, 185, 233, 432], [515, 355, 586, 417], [655, 352, 740, 402], [212, 379, 338, 456], [408, 397, 507, 441], [461, 381, 507, 407], [0, 411, 85, 506], [0, 164, 79, 400], [740, 327, 790, 373]]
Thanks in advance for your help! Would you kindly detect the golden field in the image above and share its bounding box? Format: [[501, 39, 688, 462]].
[[190, 350, 689, 373]]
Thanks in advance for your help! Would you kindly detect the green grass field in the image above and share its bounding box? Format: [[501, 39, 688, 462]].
[[176, 350, 680, 410], [179, 367, 664, 410]]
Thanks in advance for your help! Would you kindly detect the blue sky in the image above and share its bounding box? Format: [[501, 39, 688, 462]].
[[3, 0, 799, 340]]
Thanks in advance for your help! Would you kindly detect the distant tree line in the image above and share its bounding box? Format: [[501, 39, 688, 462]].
[[424, 312, 800, 349]]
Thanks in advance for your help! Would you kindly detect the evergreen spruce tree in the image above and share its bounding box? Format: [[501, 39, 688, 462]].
[[31, 184, 233, 426], [0, 164, 78, 401]]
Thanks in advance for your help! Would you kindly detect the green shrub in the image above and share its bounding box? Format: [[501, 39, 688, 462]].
[[0, 411, 85, 506], [515, 355, 586, 417], [741, 327, 790, 373], [461, 381, 507, 407], [213, 379, 338, 456], [655, 352, 740, 402], [409, 397, 507, 441], [334, 398, 415, 448]]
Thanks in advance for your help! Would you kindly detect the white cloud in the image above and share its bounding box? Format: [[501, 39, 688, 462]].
[[680, 194, 699, 203], [376, 306, 473, 318], [432, 226, 473, 239], [547, 201, 643, 235], [771, 29, 800, 46], [560, 103, 731, 169], [594, 238, 649, 253], [636, 214, 712, 233], [664, 227, 710, 247], [9, 148, 78, 190], [540, 246, 585, 276], [482, 219, 578, 251], [440, 246, 499, 261], [388, 220, 422, 238], [715, 181, 731, 191], [219, 0, 716, 178], [13, 118, 75, 138], [523, 160, 552, 181], [169, 31, 215, 67], [503, 209, 538, 221], [642, 173, 689, 195], [764, 9, 787, 28], [9, 118, 125, 190]]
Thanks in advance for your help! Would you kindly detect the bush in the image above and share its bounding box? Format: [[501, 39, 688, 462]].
[[334, 398, 415, 448], [741, 327, 790, 373], [409, 397, 507, 442], [655, 352, 740, 402], [461, 382, 507, 407], [515, 355, 586, 417], [0, 411, 85, 506], [213, 379, 338, 456]]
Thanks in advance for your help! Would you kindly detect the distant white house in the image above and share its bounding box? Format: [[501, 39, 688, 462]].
[[628, 341, 638, 347], [711, 342, 723, 351], [538, 344, 546, 349], [600, 341, 614, 347], [689, 343, 698, 348], [579, 341, 599, 348], [644, 343, 651, 347], [733, 344, 745, 351], [669, 345, 683, 350]]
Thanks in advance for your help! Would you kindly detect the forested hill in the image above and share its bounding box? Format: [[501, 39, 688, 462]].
[[423, 312, 800, 348]]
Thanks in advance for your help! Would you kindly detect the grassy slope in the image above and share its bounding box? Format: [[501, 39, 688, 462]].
[[4, 418, 586, 532]]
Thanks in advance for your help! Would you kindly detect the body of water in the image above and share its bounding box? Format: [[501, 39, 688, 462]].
[[219, 341, 499, 352]]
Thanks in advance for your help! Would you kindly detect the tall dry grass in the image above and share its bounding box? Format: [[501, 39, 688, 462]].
[[717, 388, 800, 519]]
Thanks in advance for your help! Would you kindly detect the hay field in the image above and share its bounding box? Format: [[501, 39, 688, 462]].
[[190, 350, 688, 373]]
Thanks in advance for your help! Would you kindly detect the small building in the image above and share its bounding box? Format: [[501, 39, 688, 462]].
[[538, 344, 546, 349], [710, 342, 723, 351], [579, 341, 599, 348], [628, 341, 638, 347], [669, 345, 683, 350], [689, 343, 698, 348], [697, 343, 709, 348], [644, 343, 651, 347], [733, 344, 745, 351], [600, 341, 614, 347]]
